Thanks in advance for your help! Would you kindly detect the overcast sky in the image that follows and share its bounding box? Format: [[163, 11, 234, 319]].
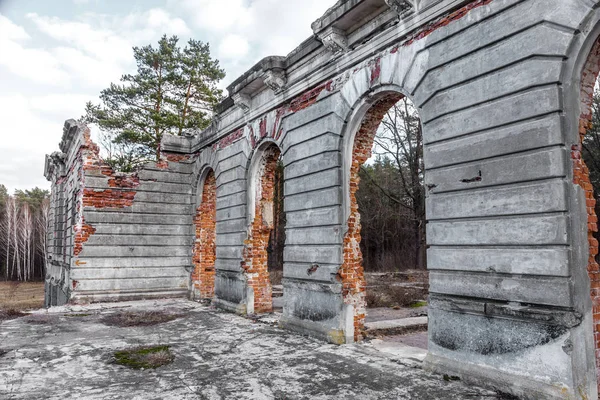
[[0, 0, 330, 193]]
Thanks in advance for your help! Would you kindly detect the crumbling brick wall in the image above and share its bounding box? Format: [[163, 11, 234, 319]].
[[241, 145, 281, 314], [192, 170, 217, 299], [342, 93, 403, 340], [577, 36, 600, 387], [46, 120, 194, 304], [75, 127, 140, 257]]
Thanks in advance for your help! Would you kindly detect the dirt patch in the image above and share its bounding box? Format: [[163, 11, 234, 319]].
[[0, 282, 44, 311], [366, 271, 428, 308], [25, 314, 58, 325], [367, 324, 427, 343], [101, 311, 182, 327], [366, 285, 427, 308], [113, 345, 174, 369], [269, 270, 283, 286], [0, 309, 27, 322]]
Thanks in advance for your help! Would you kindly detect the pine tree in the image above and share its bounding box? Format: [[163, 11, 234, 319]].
[[83, 35, 225, 171]]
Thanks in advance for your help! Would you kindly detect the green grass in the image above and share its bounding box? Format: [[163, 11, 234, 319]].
[[408, 301, 427, 308], [113, 345, 174, 369]]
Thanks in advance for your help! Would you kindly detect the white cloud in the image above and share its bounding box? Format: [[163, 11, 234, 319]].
[[119, 8, 191, 42], [180, 0, 252, 32], [0, 15, 69, 86], [145, 8, 190, 35], [0, 94, 67, 192], [177, 0, 329, 85], [0, 14, 30, 41], [0, 1, 332, 192], [22, 10, 192, 90], [28, 93, 94, 117], [218, 34, 250, 59], [26, 13, 133, 65], [0, 7, 195, 191]]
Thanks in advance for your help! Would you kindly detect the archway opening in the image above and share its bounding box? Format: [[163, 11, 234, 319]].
[[192, 169, 217, 300], [242, 144, 285, 314], [578, 36, 600, 389], [343, 92, 427, 343]]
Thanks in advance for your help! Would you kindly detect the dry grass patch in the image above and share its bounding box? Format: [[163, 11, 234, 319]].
[[0, 282, 44, 311], [366, 285, 427, 308], [101, 311, 181, 327], [365, 271, 429, 309], [113, 345, 174, 369]]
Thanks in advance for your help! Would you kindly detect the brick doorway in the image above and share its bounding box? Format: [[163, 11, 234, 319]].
[[578, 35, 600, 391], [342, 92, 427, 342], [192, 169, 217, 300], [242, 144, 285, 314]]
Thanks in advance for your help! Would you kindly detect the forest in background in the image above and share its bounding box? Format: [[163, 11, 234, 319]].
[[0, 186, 49, 281], [356, 97, 426, 272], [356, 90, 600, 272]]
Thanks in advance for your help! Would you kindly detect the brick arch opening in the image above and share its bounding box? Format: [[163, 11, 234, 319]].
[[242, 143, 285, 314], [578, 35, 600, 388], [342, 91, 426, 341], [191, 169, 217, 300]]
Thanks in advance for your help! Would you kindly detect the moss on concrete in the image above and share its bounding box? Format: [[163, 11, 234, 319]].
[[113, 345, 173, 369]]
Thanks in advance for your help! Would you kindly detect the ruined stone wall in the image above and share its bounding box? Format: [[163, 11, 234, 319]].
[[44, 121, 90, 306], [192, 1, 600, 397], [46, 0, 600, 398], [46, 121, 195, 304]]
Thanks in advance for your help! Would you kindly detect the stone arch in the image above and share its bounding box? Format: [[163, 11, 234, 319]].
[[242, 140, 284, 314], [339, 84, 423, 341], [561, 11, 600, 393], [191, 166, 217, 300]]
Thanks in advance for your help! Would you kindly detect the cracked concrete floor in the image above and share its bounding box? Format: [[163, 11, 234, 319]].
[[0, 299, 501, 400]]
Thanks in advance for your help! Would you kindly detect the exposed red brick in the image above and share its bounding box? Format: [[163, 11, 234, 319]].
[[212, 129, 244, 151], [107, 175, 139, 189], [163, 152, 191, 163], [214, 81, 331, 152], [259, 117, 268, 139], [241, 145, 281, 314], [288, 81, 333, 113], [402, 0, 494, 47], [192, 170, 217, 299], [579, 35, 600, 389], [370, 57, 382, 86], [73, 126, 139, 258], [342, 93, 403, 341], [82, 188, 137, 209], [156, 160, 169, 169], [73, 221, 96, 257]]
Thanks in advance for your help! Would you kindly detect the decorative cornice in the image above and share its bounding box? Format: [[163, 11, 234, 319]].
[[232, 93, 252, 114], [44, 151, 67, 181], [59, 119, 82, 154], [318, 27, 349, 54], [385, 0, 416, 18], [262, 69, 287, 94]]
